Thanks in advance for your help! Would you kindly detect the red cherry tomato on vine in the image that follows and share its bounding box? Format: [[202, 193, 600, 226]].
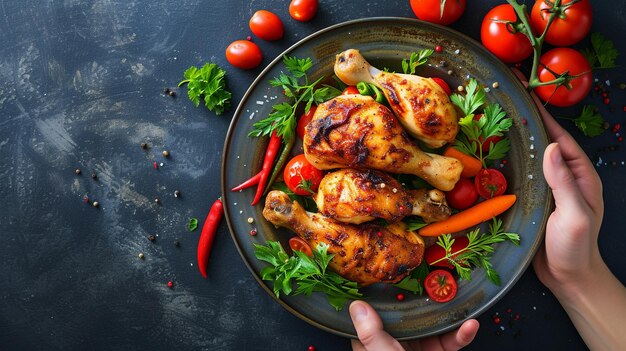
[[249, 10, 284, 41], [534, 47, 592, 107], [410, 0, 466, 25], [425, 236, 470, 269], [480, 4, 533, 63], [289, 0, 318, 22], [289, 237, 313, 257], [284, 154, 324, 196], [530, 0, 592, 46], [475, 168, 507, 199], [473, 114, 503, 153], [225, 40, 262, 69], [424, 269, 457, 303], [296, 106, 317, 140], [431, 77, 452, 95], [341, 86, 360, 95], [445, 178, 479, 210]]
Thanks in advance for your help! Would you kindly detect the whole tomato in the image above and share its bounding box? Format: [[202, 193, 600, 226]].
[[289, 0, 318, 22], [410, 0, 466, 26], [531, 0, 592, 46], [249, 10, 284, 41], [534, 47, 592, 107], [474, 168, 507, 199], [481, 4, 533, 63], [225, 40, 263, 69], [445, 178, 478, 210], [284, 154, 324, 196]]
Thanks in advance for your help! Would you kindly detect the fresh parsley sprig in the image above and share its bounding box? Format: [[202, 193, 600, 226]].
[[249, 56, 341, 140], [559, 105, 606, 137], [178, 63, 232, 115], [449, 78, 486, 117], [432, 218, 520, 285], [582, 33, 619, 69], [402, 49, 435, 75], [254, 240, 362, 311]]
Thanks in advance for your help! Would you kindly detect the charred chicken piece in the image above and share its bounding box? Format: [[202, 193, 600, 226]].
[[263, 190, 425, 286], [315, 168, 451, 224], [303, 94, 463, 191], [334, 49, 459, 148]]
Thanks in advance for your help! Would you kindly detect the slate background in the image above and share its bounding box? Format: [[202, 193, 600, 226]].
[[1, 0, 624, 350]]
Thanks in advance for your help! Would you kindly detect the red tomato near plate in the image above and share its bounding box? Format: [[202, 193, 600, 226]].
[[424, 269, 458, 303], [296, 106, 317, 140], [225, 40, 263, 69], [341, 86, 360, 95], [289, 237, 313, 257], [425, 236, 470, 269], [475, 168, 507, 199], [445, 178, 478, 210], [289, 0, 318, 22], [284, 154, 324, 195], [480, 4, 533, 63], [249, 10, 284, 41], [534, 48, 592, 107], [530, 0, 592, 46], [431, 77, 452, 95], [410, 0, 466, 25]]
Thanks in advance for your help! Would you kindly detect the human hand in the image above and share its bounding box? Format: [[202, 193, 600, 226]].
[[349, 300, 479, 351], [512, 69, 604, 294]]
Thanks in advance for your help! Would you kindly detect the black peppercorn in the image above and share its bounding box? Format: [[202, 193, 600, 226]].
[[174, 239, 180, 247], [140, 142, 148, 149], [174, 190, 181, 198], [91, 172, 97, 180], [75, 168, 81, 175], [148, 234, 156, 242]]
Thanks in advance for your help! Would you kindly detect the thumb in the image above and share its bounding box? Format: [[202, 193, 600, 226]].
[[349, 301, 404, 351], [543, 143, 586, 215]]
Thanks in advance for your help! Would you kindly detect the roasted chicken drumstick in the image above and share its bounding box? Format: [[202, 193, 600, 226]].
[[334, 49, 459, 148], [263, 190, 425, 286], [315, 168, 451, 224], [303, 94, 463, 191]]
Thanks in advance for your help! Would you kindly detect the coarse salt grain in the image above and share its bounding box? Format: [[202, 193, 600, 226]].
[[530, 144, 535, 150], [454, 49, 460, 54], [447, 70, 453, 75], [606, 80, 611, 86], [256, 101, 264, 105], [249, 112, 255, 120], [528, 174, 533, 179], [529, 136, 535, 141], [530, 154, 535, 159], [484, 87, 491, 93], [239, 210, 243, 214]]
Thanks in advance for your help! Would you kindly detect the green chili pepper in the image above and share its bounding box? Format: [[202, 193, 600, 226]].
[[264, 132, 296, 195]]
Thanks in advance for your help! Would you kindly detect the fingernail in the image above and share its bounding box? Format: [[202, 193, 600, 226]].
[[350, 302, 368, 322], [551, 143, 562, 164]]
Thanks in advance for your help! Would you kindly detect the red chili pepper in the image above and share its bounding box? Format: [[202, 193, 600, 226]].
[[231, 172, 261, 191], [251, 131, 282, 206], [197, 198, 224, 278]]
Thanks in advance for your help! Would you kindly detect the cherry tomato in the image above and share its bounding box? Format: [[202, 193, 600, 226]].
[[531, 0, 592, 46], [534, 48, 592, 107], [410, 0, 466, 25], [289, 237, 313, 257], [284, 154, 324, 196], [424, 269, 457, 303], [249, 10, 284, 41], [473, 114, 503, 153], [475, 168, 507, 199], [431, 77, 452, 95], [425, 236, 470, 269], [445, 178, 479, 210], [480, 4, 533, 63], [225, 40, 262, 69], [341, 86, 360, 95], [289, 0, 318, 22], [296, 106, 317, 140]]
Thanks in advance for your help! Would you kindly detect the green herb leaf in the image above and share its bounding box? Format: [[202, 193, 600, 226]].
[[572, 105, 605, 137], [188, 218, 198, 231], [178, 63, 232, 115], [403, 216, 428, 231], [393, 261, 429, 294], [254, 240, 363, 310], [402, 49, 435, 75], [450, 78, 486, 116], [582, 33, 619, 69]]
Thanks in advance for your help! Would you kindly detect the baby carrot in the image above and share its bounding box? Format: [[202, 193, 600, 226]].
[[443, 146, 482, 178], [418, 194, 517, 237]]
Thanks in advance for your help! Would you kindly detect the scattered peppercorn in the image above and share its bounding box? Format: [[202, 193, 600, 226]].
[[603, 121, 611, 130], [308, 346, 315, 351], [439, 60, 447, 67], [376, 231, 383, 237], [493, 315, 501, 324], [522, 118, 528, 126], [92, 201, 99, 208], [153, 162, 158, 170], [75, 168, 81, 175], [492, 82, 499, 89], [148, 234, 156, 242], [247, 35, 252, 41], [250, 228, 257, 236], [141, 142, 148, 149], [84, 195, 89, 203], [167, 281, 174, 288], [91, 172, 98, 180], [174, 239, 181, 247], [138, 253, 145, 259], [163, 88, 176, 97], [174, 190, 181, 198], [162, 150, 170, 157], [247, 217, 254, 224], [435, 45, 443, 53], [396, 293, 405, 301]]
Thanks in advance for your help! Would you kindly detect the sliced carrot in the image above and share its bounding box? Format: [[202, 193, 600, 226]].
[[418, 194, 517, 237], [443, 146, 482, 178]]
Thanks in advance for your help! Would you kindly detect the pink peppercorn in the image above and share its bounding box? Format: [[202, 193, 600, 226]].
[[167, 281, 174, 288], [435, 45, 443, 53], [396, 293, 405, 301]]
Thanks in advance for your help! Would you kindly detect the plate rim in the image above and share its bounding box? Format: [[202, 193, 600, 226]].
[[220, 16, 552, 340]]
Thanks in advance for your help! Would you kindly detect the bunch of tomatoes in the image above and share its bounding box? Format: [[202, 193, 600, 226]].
[[225, 0, 319, 70], [410, 0, 594, 107]]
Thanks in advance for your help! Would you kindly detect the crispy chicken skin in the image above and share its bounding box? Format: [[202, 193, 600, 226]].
[[315, 168, 451, 224], [303, 94, 463, 191], [334, 49, 459, 148], [263, 190, 425, 286]]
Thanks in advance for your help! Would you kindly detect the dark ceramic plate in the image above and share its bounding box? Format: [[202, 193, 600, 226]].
[[221, 18, 551, 340]]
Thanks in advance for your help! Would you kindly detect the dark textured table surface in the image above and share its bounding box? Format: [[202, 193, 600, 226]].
[[1, 1, 625, 350]]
